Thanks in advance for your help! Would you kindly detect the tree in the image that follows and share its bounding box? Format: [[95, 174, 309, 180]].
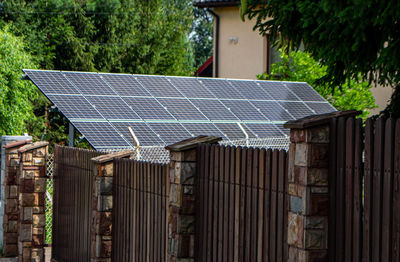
[[258, 50, 377, 119], [240, 0, 400, 117], [190, 6, 213, 68], [0, 27, 41, 136]]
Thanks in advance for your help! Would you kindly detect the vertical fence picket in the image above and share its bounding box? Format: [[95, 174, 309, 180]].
[[353, 118, 363, 262], [234, 147, 241, 262], [218, 146, 224, 262], [257, 149, 265, 262], [213, 145, 219, 262], [223, 146, 230, 262], [239, 147, 246, 262], [277, 150, 286, 261], [372, 118, 385, 262], [393, 119, 400, 261], [228, 146, 235, 262], [382, 119, 395, 261], [345, 117, 355, 262], [245, 148, 252, 262], [263, 149, 272, 262], [251, 148, 259, 262]]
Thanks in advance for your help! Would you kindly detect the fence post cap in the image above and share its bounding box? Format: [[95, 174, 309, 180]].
[[17, 141, 49, 153], [283, 110, 361, 129], [165, 135, 222, 152], [4, 139, 33, 149], [91, 150, 134, 164]]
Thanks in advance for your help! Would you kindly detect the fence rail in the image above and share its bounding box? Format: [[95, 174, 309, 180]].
[[52, 146, 103, 262], [112, 158, 169, 261], [196, 144, 288, 262]]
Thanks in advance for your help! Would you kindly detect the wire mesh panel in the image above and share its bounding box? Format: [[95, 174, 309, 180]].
[[45, 154, 54, 245]]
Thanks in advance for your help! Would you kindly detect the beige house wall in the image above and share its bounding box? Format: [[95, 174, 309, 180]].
[[213, 6, 266, 79], [369, 83, 393, 115]]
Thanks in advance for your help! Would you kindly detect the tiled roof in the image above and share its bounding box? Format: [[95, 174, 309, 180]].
[[194, 0, 239, 7]]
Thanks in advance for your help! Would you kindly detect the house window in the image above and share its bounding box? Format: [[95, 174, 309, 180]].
[[266, 37, 282, 74]]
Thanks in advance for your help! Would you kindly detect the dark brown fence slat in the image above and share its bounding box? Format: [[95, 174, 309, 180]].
[[328, 117, 338, 262], [245, 148, 252, 262], [218, 146, 224, 262], [223, 146, 230, 262], [251, 148, 259, 262], [345, 117, 355, 262], [234, 147, 241, 262], [382, 119, 395, 261], [363, 118, 374, 262], [257, 149, 265, 262], [372, 118, 385, 262], [336, 117, 346, 261], [352, 118, 363, 262], [271, 149, 279, 262], [228, 146, 235, 262], [393, 119, 400, 261], [277, 150, 286, 261], [213, 145, 219, 262], [263, 149, 272, 262], [239, 147, 246, 262]]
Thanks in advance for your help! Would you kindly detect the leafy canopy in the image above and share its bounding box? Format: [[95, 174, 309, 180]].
[[0, 27, 39, 135], [241, 0, 400, 115], [258, 50, 377, 119]]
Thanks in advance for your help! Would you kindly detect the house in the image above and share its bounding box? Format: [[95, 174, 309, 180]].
[[194, 0, 393, 115]]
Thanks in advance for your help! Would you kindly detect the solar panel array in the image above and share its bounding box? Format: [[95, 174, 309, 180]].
[[24, 70, 336, 151]]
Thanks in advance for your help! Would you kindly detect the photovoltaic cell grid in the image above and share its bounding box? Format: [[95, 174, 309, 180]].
[[24, 69, 336, 151]]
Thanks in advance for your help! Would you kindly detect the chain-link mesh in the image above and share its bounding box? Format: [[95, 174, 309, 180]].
[[219, 137, 290, 150], [99, 137, 290, 163], [45, 154, 54, 245]]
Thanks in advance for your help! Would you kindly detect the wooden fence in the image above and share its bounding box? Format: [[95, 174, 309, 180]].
[[112, 158, 169, 261], [196, 144, 288, 262], [329, 116, 400, 262], [52, 145, 103, 262]]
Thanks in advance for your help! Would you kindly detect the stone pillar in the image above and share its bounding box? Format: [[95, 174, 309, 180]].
[[17, 141, 48, 262], [90, 150, 133, 262], [3, 139, 33, 257], [284, 111, 360, 262], [165, 136, 221, 262]]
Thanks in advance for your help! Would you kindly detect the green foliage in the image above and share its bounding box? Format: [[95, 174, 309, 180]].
[[0, 27, 42, 136], [190, 7, 213, 68], [258, 50, 377, 119], [0, 0, 196, 145], [241, 0, 400, 117]]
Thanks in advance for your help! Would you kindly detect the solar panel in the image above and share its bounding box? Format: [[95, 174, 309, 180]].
[[182, 123, 227, 139], [256, 81, 299, 101], [47, 95, 103, 120], [279, 101, 314, 119], [250, 100, 294, 121], [190, 99, 238, 121], [148, 123, 192, 144], [27, 71, 80, 95], [228, 80, 273, 100], [221, 100, 268, 121], [285, 82, 325, 102], [123, 97, 174, 120], [200, 78, 245, 99], [136, 75, 183, 97], [85, 96, 141, 120], [101, 74, 151, 97], [306, 102, 336, 114], [73, 122, 131, 148], [112, 122, 165, 146], [167, 77, 215, 98], [244, 123, 284, 138], [157, 98, 207, 121], [64, 72, 116, 96], [23, 69, 336, 153]]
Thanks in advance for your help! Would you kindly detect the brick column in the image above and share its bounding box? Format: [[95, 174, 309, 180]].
[[3, 139, 33, 257], [165, 136, 221, 262], [90, 150, 133, 262], [18, 141, 48, 262], [284, 111, 360, 262]]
